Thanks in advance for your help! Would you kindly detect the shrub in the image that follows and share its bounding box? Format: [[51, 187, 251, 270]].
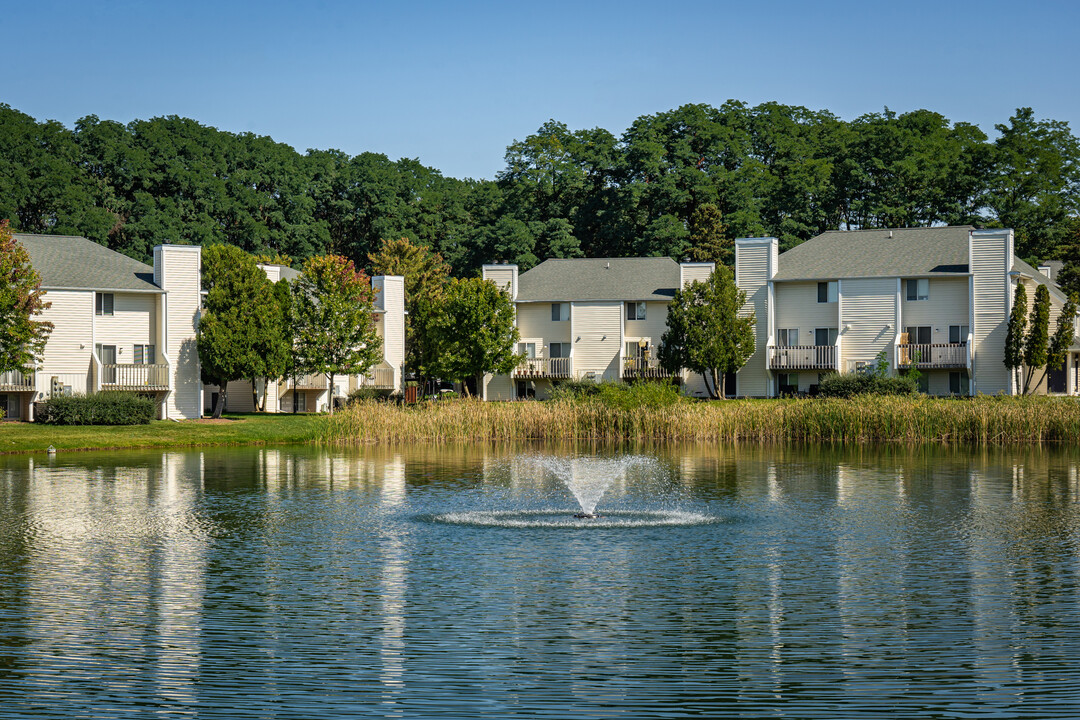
[[37, 392, 156, 425], [548, 378, 604, 401], [818, 372, 917, 399], [347, 387, 389, 404], [552, 379, 683, 409]]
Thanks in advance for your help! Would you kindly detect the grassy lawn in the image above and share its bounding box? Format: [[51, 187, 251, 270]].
[[0, 413, 328, 455]]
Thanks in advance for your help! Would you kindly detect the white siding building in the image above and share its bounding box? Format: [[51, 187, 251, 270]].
[[1, 234, 202, 420], [735, 226, 1079, 397], [206, 266, 407, 414], [481, 258, 715, 400]]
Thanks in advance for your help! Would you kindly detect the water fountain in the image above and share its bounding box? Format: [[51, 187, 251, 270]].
[[433, 453, 714, 528]]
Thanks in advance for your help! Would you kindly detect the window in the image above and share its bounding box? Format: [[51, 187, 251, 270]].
[[518, 342, 536, 359], [815, 328, 838, 346], [625, 341, 649, 359], [551, 303, 570, 321], [549, 342, 570, 359], [625, 302, 646, 321], [905, 326, 932, 344], [778, 328, 799, 347], [817, 281, 838, 303], [95, 292, 114, 316], [96, 344, 117, 384], [778, 373, 799, 395], [949, 325, 969, 345], [906, 278, 929, 301], [915, 374, 930, 393], [949, 372, 970, 395], [133, 344, 156, 364]]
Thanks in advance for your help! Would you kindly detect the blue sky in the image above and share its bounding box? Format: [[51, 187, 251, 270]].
[[4, 0, 1078, 180]]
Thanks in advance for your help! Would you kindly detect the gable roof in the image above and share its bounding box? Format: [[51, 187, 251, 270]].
[[14, 233, 162, 293], [516, 257, 682, 302], [773, 226, 975, 281]]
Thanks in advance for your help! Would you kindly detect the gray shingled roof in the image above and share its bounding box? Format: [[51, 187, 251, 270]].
[[516, 257, 682, 302], [773, 226, 975, 281], [15, 233, 162, 293]]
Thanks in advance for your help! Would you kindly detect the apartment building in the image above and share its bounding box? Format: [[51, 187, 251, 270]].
[[205, 267, 406, 413], [1, 234, 202, 420], [480, 257, 715, 400], [734, 226, 1079, 397]]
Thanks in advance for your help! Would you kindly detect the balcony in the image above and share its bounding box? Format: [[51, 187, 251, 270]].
[[357, 366, 395, 390], [0, 369, 35, 391], [513, 357, 572, 379], [100, 364, 170, 391], [286, 373, 328, 390], [897, 343, 967, 369], [769, 345, 837, 371], [622, 356, 673, 379]]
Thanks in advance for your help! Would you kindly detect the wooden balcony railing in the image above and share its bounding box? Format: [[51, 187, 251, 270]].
[[622, 356, 673, 378], [100, 364, 169, 390], [0, 369, 35, 391], [513, 357, 572, 378], [358, 366, 395, 389], [897, 343, 966, 369], [769, 345, 837, 371]]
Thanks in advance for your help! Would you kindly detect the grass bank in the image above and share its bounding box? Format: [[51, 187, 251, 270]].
[[0, 413, 326, 455], [326, 395, 1080, 445]]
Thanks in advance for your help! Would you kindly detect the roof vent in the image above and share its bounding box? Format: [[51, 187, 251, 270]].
[[605, 262, 611, 269], [888, 230, 894, 239]]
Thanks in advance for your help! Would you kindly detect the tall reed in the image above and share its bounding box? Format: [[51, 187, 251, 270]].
[[324, 395, 1080, 445]]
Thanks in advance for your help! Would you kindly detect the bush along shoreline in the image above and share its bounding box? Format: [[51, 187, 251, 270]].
[[325, 393, 1080, 446]]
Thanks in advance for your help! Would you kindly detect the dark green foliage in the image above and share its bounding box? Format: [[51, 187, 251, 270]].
[[38, 392, 156, 425], [1004, 282, 1028, 376], [1, 101, 1078, 273], [550, 380, 682, 409], [1022, 284, 1051, 394], [817, 372, 918, 399], [347, 387, 390, 403]]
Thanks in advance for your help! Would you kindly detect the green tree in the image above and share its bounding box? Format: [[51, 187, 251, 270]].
[[659, 266, 755, 399], [1022, 284, 1051, 395], [424, 277, 521, 396], [987, 108, 1080, 261], [688, 203, 731, 266], [1044, 293, 1078, 390], [1004, 281, 1028, 390], [368, 236, 450, 380], [292, 254, 382, 414], [0, 220, 52, 375], [197, 244, 280, 418]]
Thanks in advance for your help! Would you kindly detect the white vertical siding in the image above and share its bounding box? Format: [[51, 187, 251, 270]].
[[517, 302, 573, 353], [157, 245, 203, 419], [774, 282, 840, 347], [623, 302, 669, 348], [735, 238, 776, 397], [39, 290, 94, 373], [94, 292, 158, 357], [373, 275, 406, 392], [571, 302, 622, 380], [900, 277, 970, 336], [483, 373, 514, 401], [679, 262, 714, 287], [838, 278, 897, 370], [970, 230, 1012, 395], [482, 265, 518, 300]]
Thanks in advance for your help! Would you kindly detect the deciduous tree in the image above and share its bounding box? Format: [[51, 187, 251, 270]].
[[292, 254, 382, 414], [196, 244, 280, 417], [0, 220, 52, 375], [659, 266, 754, 399], [424, 278, 521, 396]]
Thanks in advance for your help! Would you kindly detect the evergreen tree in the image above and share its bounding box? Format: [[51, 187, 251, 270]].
[[1004, 282, 1028, 390], [1022, 284, 1051, 394]]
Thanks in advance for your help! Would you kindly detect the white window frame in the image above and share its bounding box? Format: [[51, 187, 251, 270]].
[[778, 328, 799, 347], [626, 301, 646, 321], [551, 303, 570, 322], [549, 342, 570, 359], [906, 278, 929, 301], [133, 344, 156, 364], [817, 281, 838, 303]]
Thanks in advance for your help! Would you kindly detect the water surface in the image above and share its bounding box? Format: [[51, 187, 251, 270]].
[[1, 444, 1079, 718]]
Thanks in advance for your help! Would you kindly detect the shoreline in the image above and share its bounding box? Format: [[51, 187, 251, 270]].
[[3, 395, 1079, 455]]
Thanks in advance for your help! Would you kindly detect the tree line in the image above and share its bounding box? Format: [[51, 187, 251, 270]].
[[2, 100, 1078, 285]]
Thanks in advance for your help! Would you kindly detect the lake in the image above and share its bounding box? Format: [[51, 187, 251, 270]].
[[1, 443, 1079, 718]]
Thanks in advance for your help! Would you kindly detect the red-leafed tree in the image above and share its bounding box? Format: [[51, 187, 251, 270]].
[[0, 220, 52, 375]]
